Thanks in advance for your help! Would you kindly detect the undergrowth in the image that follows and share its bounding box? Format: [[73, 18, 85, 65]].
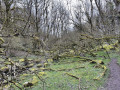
[[9, 50, 113, 90]]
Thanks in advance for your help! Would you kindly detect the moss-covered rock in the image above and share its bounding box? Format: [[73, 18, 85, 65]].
[[23, 82, 33, 87]]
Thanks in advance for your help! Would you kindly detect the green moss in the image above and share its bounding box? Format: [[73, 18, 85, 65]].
[[103, 44, 114, 51], [1, 66, 9, 70], [30, 68, 37, 72], [0, 48, 4, 53], [31, 76, 38, 85], [90, 60, 104, 65], [38, 72, 46, 76], [40, 67, 45, 70], [37, 64, 43, 68], [11, 49, 113, 90], [0, 37, 4, 45], [26, 63, 34, 68], [1, 66, 9, 73], [4, 62, 11, 65], [19, 58, 24, 62], [21, 74, 30, 77], [44, 63, 50, 67], [47, 59, 53, 62]]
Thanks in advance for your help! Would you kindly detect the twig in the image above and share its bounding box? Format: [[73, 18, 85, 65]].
[[65, 73, 79, 79]]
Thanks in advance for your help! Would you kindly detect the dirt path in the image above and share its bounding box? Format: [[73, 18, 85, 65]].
[[104, 58, 120, 90]]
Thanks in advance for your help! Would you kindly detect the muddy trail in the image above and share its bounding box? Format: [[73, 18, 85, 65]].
[[104, 58, 120, 90]]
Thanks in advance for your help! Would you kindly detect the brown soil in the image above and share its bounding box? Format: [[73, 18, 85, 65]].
[[104, 58, 120, 90]]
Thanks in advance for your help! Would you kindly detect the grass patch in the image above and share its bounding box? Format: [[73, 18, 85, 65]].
[[3, 50, 116, 90], [11, 50, 110, 90]]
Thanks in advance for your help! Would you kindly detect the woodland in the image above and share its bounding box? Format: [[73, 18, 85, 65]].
[[0, 0, 120, 90]]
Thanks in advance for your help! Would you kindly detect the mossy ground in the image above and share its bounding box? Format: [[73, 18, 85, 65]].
[[7, 50, 115, 90]]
